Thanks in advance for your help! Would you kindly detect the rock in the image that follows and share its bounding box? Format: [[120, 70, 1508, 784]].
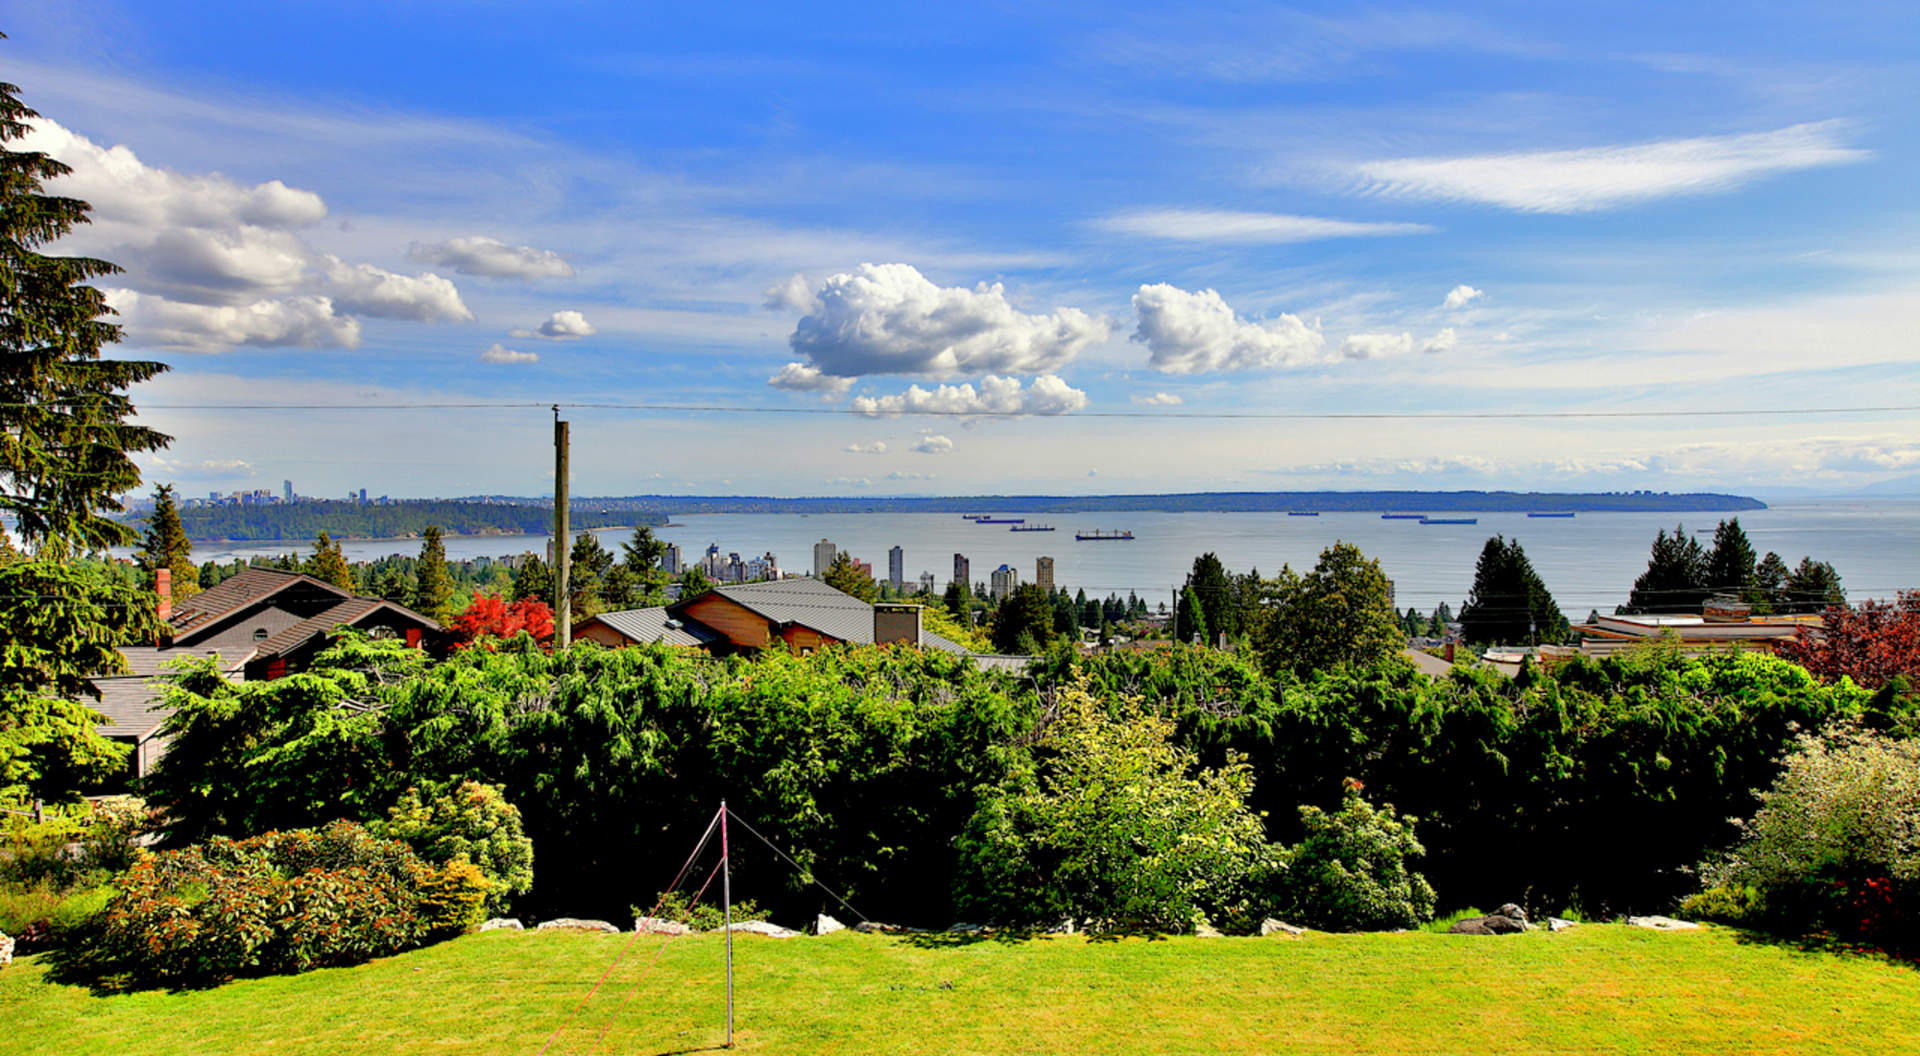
[[537, 918, 620, 933], [947, 922, 989, 935], [854, 921, 913, 934], [0, 931, 12, 969], [1260, 919, 1306, 937], [479, 918, 524, 932], [634, 917, 691, 935], [1626, 915, 1700, 931], [1194, 922, 1224, 938], [1046, 917, 1078, 935], [814, 914, 845, 936], [1547, 917, 1576, 932], [1447, 904, 1530, 935], [727, 920, 800, 938]]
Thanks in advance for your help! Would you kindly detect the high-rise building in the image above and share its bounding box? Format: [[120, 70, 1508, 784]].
[[1035, 556, 1055, 594], [813, 538, 838, 577], [283, 480, 293, 502], [990, 564, 1019, 600], [952, 553, 969, 592], [358, 488, 368, 505], [888, 545, 904, 590], [919, 571, 936, 594], [663, 543, 683, 575]]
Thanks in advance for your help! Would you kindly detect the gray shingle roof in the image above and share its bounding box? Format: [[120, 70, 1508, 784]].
[[170, 567, 350, 636], [91, 647, 245, 738], [591, 606, 725, 647]]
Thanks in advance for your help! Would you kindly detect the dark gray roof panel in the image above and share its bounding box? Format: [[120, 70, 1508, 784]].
[[92, 647, 244, 738], [593, 607, 725, 647]]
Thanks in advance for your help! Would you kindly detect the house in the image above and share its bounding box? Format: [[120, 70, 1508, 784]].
[[1550, 609, 1819, 660], [576, 577, 1031, 670], [93, 566, 443, 780]]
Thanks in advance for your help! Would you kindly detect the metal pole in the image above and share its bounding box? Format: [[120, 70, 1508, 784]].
[[721, 800, 734, 1048], [553, 409, 571, 650]]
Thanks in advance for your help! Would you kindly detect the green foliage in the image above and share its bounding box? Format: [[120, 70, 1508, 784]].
[[412, 526, 453, 623], [824, 550, 879, 602], [139, 484, 199, 602], [1255, 542, 1406, 679], [0, 561, 161, 800], [922, 602, 991, 653], [1276, 784, 1436, 931], [414, 857, 490, 935], [1459, 535, 1566, 645], [0, 80, 170, 556], [640, 890, 764, 931], [306, 531, 353, 589], [1184, 552, 1235, 641], [1176, 584, 1209, 646], [510, 556, 553, 603], [1706, 518, 1756, 597], [1678, 882, 1767, 927], [990, 583, 1056, 654], [375, 781, 533, 914], [1784, 557, 1846, 613], [954, 682, 1277, 933], [98, 820, 433, 983]]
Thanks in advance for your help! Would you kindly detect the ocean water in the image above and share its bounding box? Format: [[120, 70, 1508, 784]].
[[185, 500, 1920, 617]]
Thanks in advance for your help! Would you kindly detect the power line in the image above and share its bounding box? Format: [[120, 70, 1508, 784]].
[[10, 400, 1916, 421]]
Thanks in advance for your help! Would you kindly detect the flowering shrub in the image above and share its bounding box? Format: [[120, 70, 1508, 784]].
[[375, 781, 533, 915], [1698, 726, 1920, 951], [1276, 782, 1436, 931], [98, 821, 447, 983]]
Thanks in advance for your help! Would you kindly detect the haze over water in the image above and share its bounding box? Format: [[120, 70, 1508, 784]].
[[189, 499, 1920, 617]]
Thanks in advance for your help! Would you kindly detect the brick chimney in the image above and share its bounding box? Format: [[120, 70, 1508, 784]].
[[155, 567, 172, 623], [873, 603, 922, 647]]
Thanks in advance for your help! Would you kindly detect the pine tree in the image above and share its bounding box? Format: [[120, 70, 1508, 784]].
[[1705, 518, 1757, 597], [1184, 552, 1236, 641], [1459, 535, 1566, 646], [413, 525, 453, 622], [1177, 584, 1209, 646], [1751, 551, 1791, 614], [1623, 525, 1708, 614], [510, 555, 552, 603], [1783, 557, 1846, 613], [139, 483, 200, 601], [0, 68, 171, 555], [824, 550, 879, 602], [308, 531, 353, 590]]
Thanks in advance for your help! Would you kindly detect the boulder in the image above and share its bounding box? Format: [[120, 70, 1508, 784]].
[[853, 921, 913, 934], [1046, 917, 1078, 935], [727, 920, 800, 938], [1447, 903, 1530, 935], [1626, 915, 1700, 931], [1546, 917, 1576, 933], [1194, 922, 1224, 938], [0, 930, 12, 969], [814, 914, 845, 936], [947, 922, 989, 935], [634, 917, 692, 936], [1260, 919, 1306, 937], [537, 918, 620, 933], [479, 918, 524, 932]]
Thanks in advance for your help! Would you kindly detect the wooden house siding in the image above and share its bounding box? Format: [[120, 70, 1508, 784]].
[[778, 626, 832, 653], [682, 594, 773, 650], [577, 622, 633, 649]]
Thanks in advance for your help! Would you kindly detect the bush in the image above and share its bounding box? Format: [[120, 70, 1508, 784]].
[[376, 781, 533, 915], [1679, 883, 1767, 927], [415, 858, 490, 935], [1276, 782, 1436, 931], [98, 821, 436, 983], [637, 889, 764, 931], [954, 681, 1278, 933], [1700, 726, 1920, 950]]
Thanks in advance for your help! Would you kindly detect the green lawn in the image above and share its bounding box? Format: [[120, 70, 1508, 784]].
[[5, 925, 1917, 1055]]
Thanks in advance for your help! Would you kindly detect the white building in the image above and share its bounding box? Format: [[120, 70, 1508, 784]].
[[813, 538, 838, 578], [990, 563, 1019, 600]]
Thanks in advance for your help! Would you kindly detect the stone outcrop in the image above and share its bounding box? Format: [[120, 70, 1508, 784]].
[[814, 914, 846, 935], [634, 917, 692, 935], [479, 918, 524, 932], [1260, 919, 1306, 937], [537, 918, 620, 933], [726, 920, 800, 938], [1447, 903, 1530, 935], [1626, 915, 1700, 931]]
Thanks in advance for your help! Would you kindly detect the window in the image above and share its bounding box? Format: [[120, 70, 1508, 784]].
[[253, 627, 269, 642]]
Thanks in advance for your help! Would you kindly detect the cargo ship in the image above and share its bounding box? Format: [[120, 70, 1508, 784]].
[[1287, 511, 1320, 517], [975, 517, 1025, 524], [1076, 529, 1135, 541], [1381, 513, 1425, 520], [1010, 524, 1056, 532], [1527, 512, 1576, 518], [1419, 517, 1478, 525]]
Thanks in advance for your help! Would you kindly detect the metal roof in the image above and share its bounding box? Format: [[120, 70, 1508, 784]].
[[589, 606, 725, 647]]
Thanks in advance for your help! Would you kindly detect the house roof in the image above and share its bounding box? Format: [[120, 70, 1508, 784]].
[[679, 578, 972, 654], [169, 567, 352, 636], [91, 646, 246, 739], [251, 597, 443, 659], [588, 606, 726, 648]]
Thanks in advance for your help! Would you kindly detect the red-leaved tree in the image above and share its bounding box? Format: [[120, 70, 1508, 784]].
[[450, 593, 555, 650], [1776, 592, 1920, 689]]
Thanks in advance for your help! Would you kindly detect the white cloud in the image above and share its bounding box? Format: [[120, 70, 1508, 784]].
[[479, 342, 538, 364], [1337, 328, 1456, 359], [408, 236, 574, 279], [1443, 285, 1484, 310], [845, 441, 888, 454], [913, 433, 956, 455], [108, 289, 361, 351], [827, 476, 872, 487], [1131, 392, 1184, 406], [762, 273, 820, 313], [886, 471, 936, 481], [1096, 209, 1433, 243], [785, 263, 1106, 380], [146, 455, 257, 480], [1348, 121, 1868, 213], [511, 309, 596, 339], [1131, 284, 1325, 373], [768, 361, 855, 395], [319, 257, 472, 322], [850, 374, 1089, 417]]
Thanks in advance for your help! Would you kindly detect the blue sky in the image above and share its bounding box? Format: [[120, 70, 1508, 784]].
[[7, 0, 1918, 498]]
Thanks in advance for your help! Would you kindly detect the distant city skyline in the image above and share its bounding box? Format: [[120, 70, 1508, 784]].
[[7, 2, 1917, 499]]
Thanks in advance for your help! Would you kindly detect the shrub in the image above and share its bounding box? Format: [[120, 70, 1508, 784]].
[[1679, 883, 1767, 927], [375, 781, 533, 915], [1700, 726, 1920, 950], [954, 681, 1278, 933], [413, 858, 491, 936], [638, 889, 764, 931], [1276, 782, 1436, 931], [98, 820, 434, 983]]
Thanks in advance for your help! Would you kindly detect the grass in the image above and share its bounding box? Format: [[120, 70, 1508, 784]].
[[5, 924, 1919, 1055]]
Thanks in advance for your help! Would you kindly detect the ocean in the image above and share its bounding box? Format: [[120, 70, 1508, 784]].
[[179, 499, 1920, 617]]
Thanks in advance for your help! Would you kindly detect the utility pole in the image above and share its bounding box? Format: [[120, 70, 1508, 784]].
[[553, 407, 571, 649], [721, 800, 735, 1049]]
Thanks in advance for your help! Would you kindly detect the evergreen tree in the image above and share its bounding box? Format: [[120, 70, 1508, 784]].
[[944, 578, 972, 619], [1459, 535, 1566, 646], [824, 551, 879, 602], [413, 525, 453, 622], [0, 69, 172, 556], [1256, 542, 1405, 678], [568, 531, 614, 619], [620, 524, 670, 601], [1783, 558, 1846, 613], [990, 583, 1056, 654], [139, 483, 200, 601], [1184, 552, 1235, 641], [1705, 517, 1757, 597], [510, 555, 552, 603], [1751, 551, 1791, 614], [1623, 525, 1708, 614], [307, 531, 352, 590], [681, 565, 714, 598], [1177, 584, 1209, 646]]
